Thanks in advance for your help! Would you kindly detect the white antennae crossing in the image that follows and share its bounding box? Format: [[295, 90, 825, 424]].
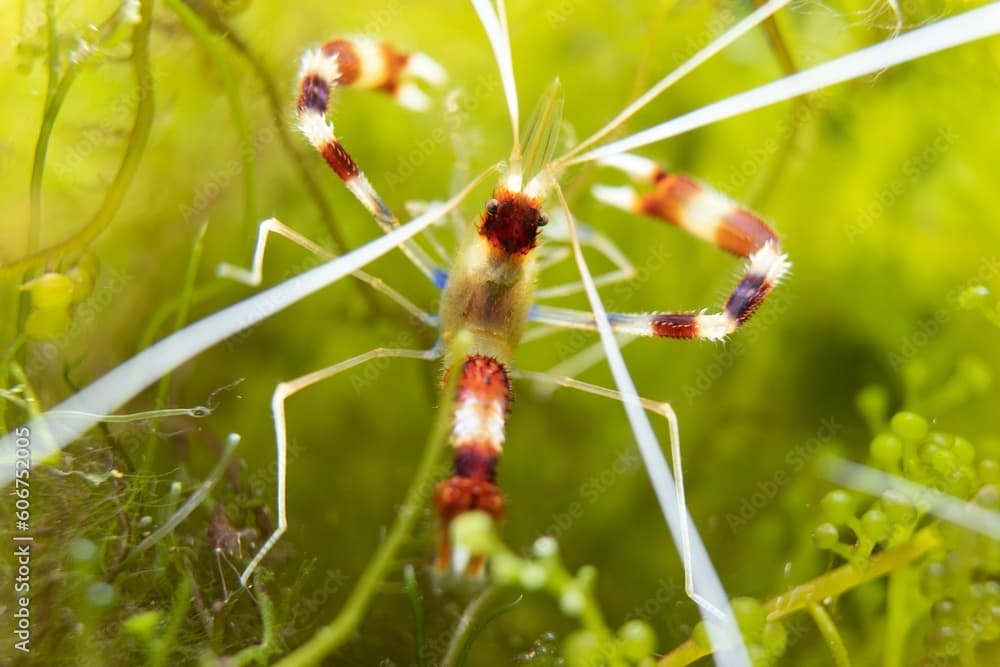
[[0, 167, 499, 485], [558, 0, 792, 165], [566, 2, 1000, 166], [552, 182, 751, 667], [471, 0, 522, 177]]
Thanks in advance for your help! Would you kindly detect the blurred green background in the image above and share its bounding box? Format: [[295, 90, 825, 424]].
[[1, 0, 999, 664]]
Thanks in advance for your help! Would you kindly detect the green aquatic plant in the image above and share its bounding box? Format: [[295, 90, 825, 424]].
[[2, 1, 1000, 665]]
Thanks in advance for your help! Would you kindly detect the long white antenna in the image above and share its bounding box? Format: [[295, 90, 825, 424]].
[[566, 2, 1000, 166], [824, 458, 1000, 540], [471, 0, 522, 167], [559, 0, 792, 164], [553, 183, 750, 667], [0, 167, 499, 486]]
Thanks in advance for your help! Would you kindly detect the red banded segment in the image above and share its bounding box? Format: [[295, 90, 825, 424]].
[[553, 152, 794, 341], [319, 38, 411, 93], [649, 313, 700, 339], [725, 271, 769, 324], [294, 37, 444, 233], [594, 153, 781, 259], [434, 355, 511, 573], [637, 174, 780, 258]]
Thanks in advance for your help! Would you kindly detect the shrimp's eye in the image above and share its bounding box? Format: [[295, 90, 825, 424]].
[[486, 198, 499, 215], [537, 212, 549, 227]]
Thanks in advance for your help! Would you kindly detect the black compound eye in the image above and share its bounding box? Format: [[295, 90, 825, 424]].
[[537, 212, 549, 227], [486, 198, 499, 215]]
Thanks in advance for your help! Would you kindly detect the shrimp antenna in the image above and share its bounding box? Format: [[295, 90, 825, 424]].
[[553, 182, 751, 667], [564, 2, 1000, 166], [0, 168, 498, 485], [557, 0, 792, 166], [471, 0, 523, 184]]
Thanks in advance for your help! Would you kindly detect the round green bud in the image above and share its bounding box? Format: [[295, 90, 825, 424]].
[[921, 561, 947, 599], [761, 621, 787, 657], [123, 610, 162, 638], [492, 552, 520, 585], [451, 511, 494, 555], [616, 620, 657, 661], [974, 484, 1000, 510], [855, 385, 888, 423], [870, 434, 903, 466], [979, 459, 1000, 484], [68, 538, 97, 562], [890, 411, 928, 442], [925, 432, 954, 449], [902, 361, 929, 394], [881, 490, 916, 523], [925, 625, 959, 656], [958, 356, 992, 393], [533, 536, 558, 558], [22, 272, 75, 311], [25, 307, 71, 341], [66, 264, 96, 303], [576, 565, 598, 590], [520, 562, 547, 590], [931, 449, 958, 475], [813, 522, 840, 549], [952, 437, 976, 466], [821, 490, 857, 525], [559, 586, 586, 617], [731, 597, 767, 642], [562, 630, 602, 667], [946, 468, 974, 500], [931, 598, 957, 624], [861, 508, 891, 542], [87, 581, 115, 607]]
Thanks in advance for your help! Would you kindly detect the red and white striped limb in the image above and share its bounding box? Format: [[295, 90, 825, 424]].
[[531, 153, 790, 340], [296, 37, 446, 280]]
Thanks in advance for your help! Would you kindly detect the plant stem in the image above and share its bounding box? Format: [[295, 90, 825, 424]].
[[807, 602, 852, 667], [764, 528, 939, 619], [658, 527, 940, 666], [28, 0, 67, 256], [0, 0, 156, 278], [148, 572, 192, 667], [232, 575, 280, 666]]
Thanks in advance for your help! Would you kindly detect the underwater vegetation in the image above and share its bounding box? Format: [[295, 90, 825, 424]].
[[1, 0, 1000, 665]]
